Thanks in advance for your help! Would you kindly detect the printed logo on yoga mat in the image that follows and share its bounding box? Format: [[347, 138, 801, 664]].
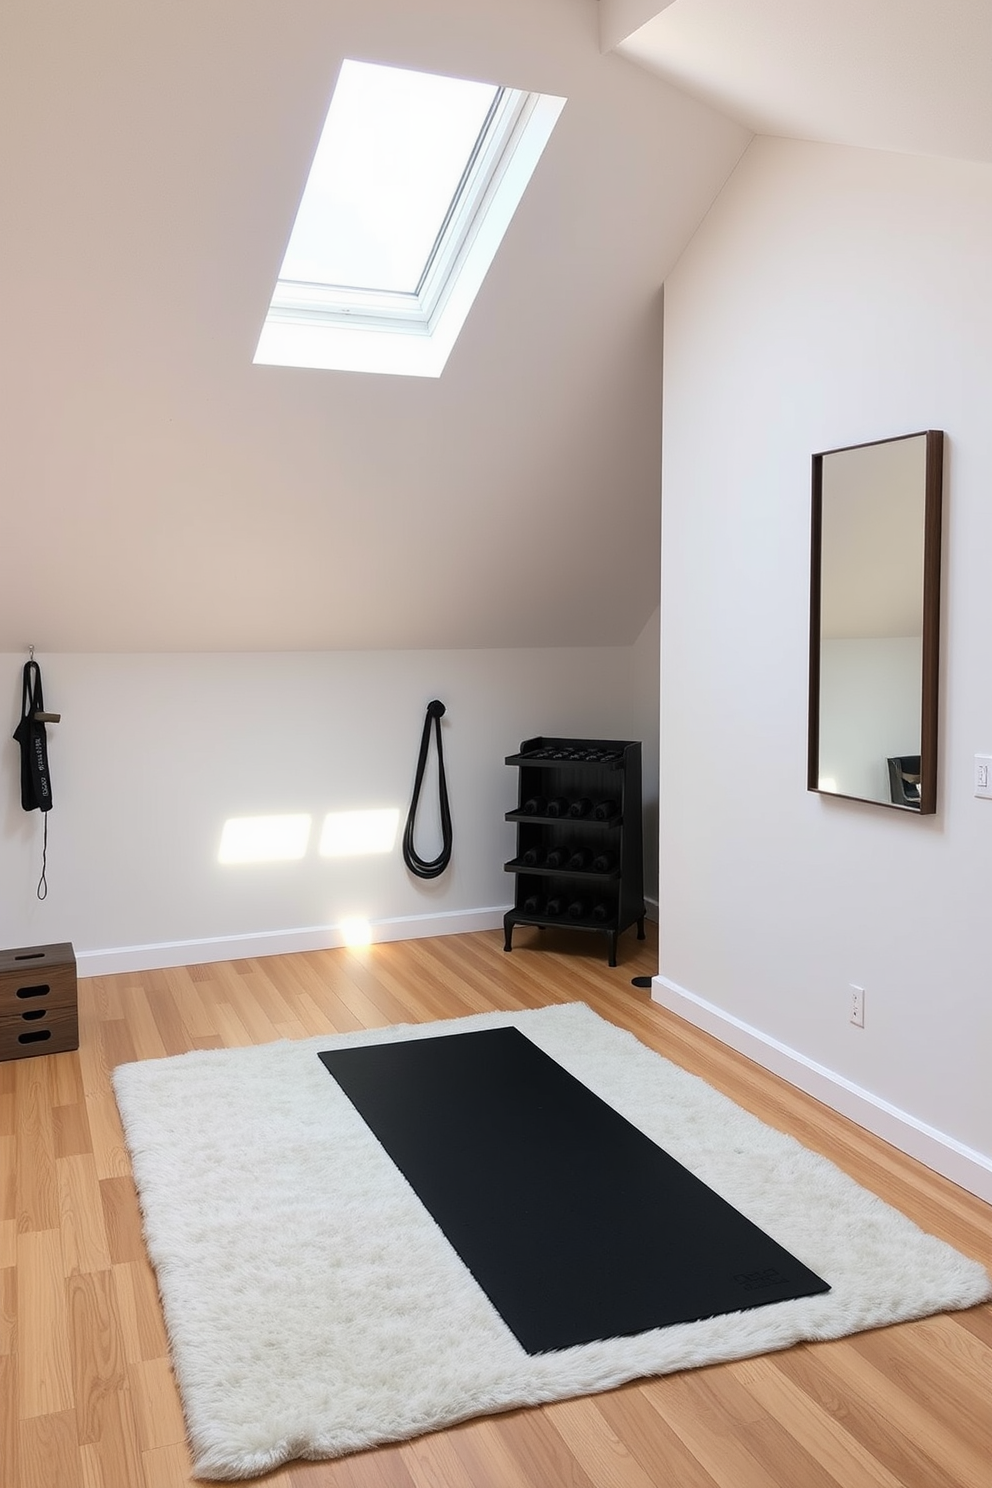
[[733, 1268, 789, 1292]]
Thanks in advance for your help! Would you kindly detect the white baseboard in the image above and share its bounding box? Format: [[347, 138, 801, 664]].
[[77, 907, 510, 978], [653, 975, 992, 1206]]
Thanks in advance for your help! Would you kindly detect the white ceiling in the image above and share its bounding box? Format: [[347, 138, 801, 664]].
[[613, 0, 992, 164], [0, 0, 747, 653]]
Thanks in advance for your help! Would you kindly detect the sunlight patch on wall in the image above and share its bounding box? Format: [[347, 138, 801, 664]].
[[218, 814, 312, 864], [319, 808, 400, 857]]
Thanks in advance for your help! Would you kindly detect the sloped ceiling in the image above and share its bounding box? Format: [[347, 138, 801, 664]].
[[611, 0, 992, 164], [0, 0, 748, 652]]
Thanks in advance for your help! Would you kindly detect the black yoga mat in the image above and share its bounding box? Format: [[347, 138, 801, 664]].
[[318, 1027, 829, 1354]]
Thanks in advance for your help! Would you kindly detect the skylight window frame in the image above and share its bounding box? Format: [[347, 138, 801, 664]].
[[265, 85, 533, 337], [254, 68, 566, 377], [407, 83, 509, 303]]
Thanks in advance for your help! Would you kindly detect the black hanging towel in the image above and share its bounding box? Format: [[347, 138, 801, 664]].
[[13, 659, 54, 813], [402, 700, 452, 879]]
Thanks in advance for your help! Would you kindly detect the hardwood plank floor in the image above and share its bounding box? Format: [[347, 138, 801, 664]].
[[2, 923, 990, 1487]]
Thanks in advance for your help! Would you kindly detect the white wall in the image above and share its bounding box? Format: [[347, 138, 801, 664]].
[[2, 644, 656, 970], [631, 606, 660, 910], [658, 137, 992, 1195]]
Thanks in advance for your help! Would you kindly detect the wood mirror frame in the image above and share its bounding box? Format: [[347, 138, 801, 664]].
[[807, 430, 944, 814]]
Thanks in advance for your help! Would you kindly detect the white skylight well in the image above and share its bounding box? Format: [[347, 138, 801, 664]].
[[254, 60, 566, 378]]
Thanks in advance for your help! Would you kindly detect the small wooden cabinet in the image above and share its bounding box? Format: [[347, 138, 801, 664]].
[[503, 737, 645, 966], [0, 941, 78, 1062]]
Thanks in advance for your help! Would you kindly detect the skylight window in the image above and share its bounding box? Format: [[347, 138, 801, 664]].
[[253, 60, 565, 378], [278, 65, 500, 296]]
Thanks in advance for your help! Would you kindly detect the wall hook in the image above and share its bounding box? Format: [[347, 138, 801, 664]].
[[24, 647, 59, 722]]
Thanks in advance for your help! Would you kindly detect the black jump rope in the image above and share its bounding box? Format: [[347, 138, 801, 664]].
[[403, 700, 452, 879]]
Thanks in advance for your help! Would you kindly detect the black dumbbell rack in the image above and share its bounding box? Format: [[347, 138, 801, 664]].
[[503, 736, 645, 967]]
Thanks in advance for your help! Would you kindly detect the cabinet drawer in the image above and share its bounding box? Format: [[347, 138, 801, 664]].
[[0, 1003, 79, 1061], [0, 942, 77, 1017]]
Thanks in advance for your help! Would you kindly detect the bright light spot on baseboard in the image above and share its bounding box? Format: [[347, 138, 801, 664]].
[[219, 814, 312, 864], [319, 808, 400, 857], [818, 777, 838, 793], [340, 916, 373, 948]]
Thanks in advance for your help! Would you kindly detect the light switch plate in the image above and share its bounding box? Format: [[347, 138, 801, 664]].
[[975, 755, 992, 799]]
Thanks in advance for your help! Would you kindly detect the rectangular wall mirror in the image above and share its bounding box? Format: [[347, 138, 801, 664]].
[[808, 430, 944, 813]]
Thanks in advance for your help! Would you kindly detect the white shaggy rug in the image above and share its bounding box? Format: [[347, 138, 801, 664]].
[[112, 1003, 991, 1481]]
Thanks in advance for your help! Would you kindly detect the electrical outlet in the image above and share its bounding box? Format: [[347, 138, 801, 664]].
[[850, 984, 865, 1028], [975, 755, 992, 799]]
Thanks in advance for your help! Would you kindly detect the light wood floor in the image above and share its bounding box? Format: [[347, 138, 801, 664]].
[[2, 923, 990, 1488]]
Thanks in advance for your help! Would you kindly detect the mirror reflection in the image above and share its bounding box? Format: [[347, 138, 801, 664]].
[[808, 431, 942, 813]]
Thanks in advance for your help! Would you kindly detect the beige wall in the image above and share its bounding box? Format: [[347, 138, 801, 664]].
[[0, 0, 747, 657]]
